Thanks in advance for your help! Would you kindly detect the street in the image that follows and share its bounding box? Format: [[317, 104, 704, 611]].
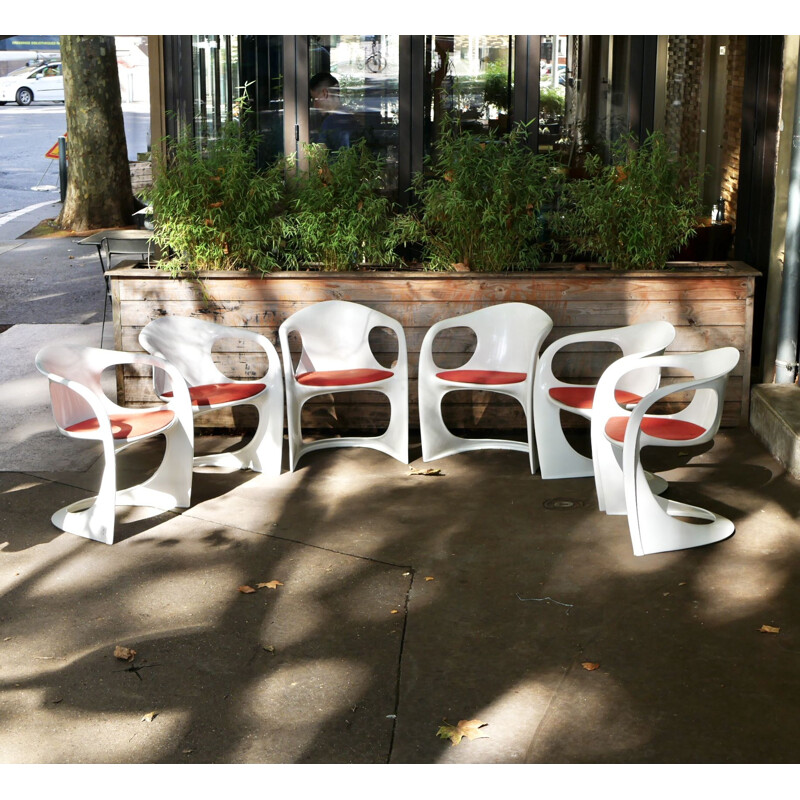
[[0, 101, 150, 217]]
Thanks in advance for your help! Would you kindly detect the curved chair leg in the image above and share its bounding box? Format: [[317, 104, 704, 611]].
[[194, 397, 284, 476], [52, 437, 118, 545], [420, 386, 535, 472], [627, 461, 734, 556], [594, 435, 668, 515], [118, 422, 193, 511], [292, 387, 408, 470], [533, 395, 594, 480]]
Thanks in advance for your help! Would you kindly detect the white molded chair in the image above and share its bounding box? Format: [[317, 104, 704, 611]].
[[278, 300, 408, 471], [139, 316, 284, 475], [593, 347, 740, 556], [418, 303, 553, 473], [35, 343, 194, 545], [533, 321, 676, 480]]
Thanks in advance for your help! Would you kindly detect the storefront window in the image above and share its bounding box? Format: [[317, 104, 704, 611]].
[[538, 34, 569, 155], [308, 35, 400, 192], [192, 35, 241, 141], [425, 35, 514, 153]]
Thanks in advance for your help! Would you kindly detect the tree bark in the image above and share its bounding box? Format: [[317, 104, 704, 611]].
[[57, 36, 134, 231]]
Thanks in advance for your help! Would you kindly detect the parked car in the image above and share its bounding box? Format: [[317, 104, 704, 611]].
[[0, 61, 64, 106]]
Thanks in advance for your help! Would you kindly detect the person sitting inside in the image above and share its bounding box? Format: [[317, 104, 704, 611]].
[[309, 72, 360, 152]]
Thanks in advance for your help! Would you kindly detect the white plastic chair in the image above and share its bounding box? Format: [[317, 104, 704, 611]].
[[35, 343, 194, 545], [593, 347, 740, 556], [278, 300, 408, 471], [418, 303, 553, 473], [139, 316, 284, 475], [533, 321, 676, 480]]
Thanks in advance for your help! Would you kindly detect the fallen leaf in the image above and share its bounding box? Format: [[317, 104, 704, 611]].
[[408, 467, 444, 476], [257, 580, 284, 590], [263, 645, 276, 654], [114, 646, 136, 662], [238, 585, 257, 594], [436, 719, 489, 746], [581, 662, 600, 671], [759, 625, 780, 634], [390, 609, 399, 614], [141, 711, 158, 722], [425, 576, 435, 581]]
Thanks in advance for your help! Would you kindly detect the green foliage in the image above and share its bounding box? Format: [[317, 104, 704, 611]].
[[282, 141, 398, 271], [145, 118, 288, 274], [554, 131, 702, 270], [539, 85, 565, 119], [482, 61, 510, 113], [394, 120, 561, 272]]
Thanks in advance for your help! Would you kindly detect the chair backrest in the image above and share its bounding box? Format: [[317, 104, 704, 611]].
[[102, 235, 156, 267], [598, 346, 740, 437], [35, 343, 119, 430], [279, 300, 406, 376], [139, 316, 273, 389], [447, 303, 554, 374], [652, 346, 740, 432], [602, 321, 676, 396]]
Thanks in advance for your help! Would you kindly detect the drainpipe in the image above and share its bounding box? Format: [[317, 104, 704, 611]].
[[775, 51, 800, 384]]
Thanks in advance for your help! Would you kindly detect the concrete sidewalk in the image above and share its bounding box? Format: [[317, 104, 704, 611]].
[[1, 205, 799, 767]]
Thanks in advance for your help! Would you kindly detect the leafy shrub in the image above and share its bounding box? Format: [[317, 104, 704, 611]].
[[146, 118, 288, 273], [553, 131, 702, 270], [393, 120, 561, 272], [282, 141, 398, 271]]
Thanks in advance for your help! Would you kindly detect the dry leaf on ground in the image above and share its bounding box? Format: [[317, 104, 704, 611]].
[[581, 661, 600, 671], [141, 711, 158, 722], [759, 625, 780, 634], [408, 467, 444, 476], [257, 580, 284, 590], [114, 646, 136, 662], [238, 585, 257, 594], [425, 576, 435, 581], [437, 718, 489, 746]]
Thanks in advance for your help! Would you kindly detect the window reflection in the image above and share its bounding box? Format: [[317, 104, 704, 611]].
[[308, 35, 400, 192], [192, 35, 241, 141], [425, 35, 514, 154], [538, 34, 569, 155]]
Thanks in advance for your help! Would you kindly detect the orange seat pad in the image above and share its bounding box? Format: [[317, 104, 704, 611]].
[[297, 369, 393, 387], [164, 382, 266, 407], [436, 369, 526, 385], [65, 409, 175, 440], [605, 415, 707, 442], [549, 386, 642, 409]]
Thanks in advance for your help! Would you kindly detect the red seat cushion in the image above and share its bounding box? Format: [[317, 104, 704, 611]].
[[164, 382, 266, 408], [297, 368, 393, 387], [605, 416, 707, 443], [65, 409, 175, 440], [436, 369, 526, 385], [549, 386, 642, 409]]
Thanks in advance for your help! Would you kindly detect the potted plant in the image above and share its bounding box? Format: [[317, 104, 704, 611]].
[[553, 130, 702, 269], [391, 118, 560, 272], [113, 124, 756, 434]]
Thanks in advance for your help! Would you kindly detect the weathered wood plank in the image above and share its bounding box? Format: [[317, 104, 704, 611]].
[[111, 263, 757, 429]]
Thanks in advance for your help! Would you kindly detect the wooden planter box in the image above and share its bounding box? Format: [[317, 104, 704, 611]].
[[109, 261, 758, 434]]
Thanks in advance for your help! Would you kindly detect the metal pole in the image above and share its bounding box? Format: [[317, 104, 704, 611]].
[[58, 135, 67, 204], [775, 48, 800, 384]]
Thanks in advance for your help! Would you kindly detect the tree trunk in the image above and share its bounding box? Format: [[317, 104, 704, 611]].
[[57, 36, 134, 231]]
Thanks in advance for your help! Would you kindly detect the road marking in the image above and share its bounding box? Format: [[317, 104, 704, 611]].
[[0, 200, 58, 228]]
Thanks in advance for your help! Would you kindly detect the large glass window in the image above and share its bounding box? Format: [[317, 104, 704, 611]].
[[240, 35, 284, 167], [308, 35, 400, 192], [538, 34, 569, 155], [192, 35, 240, 141], [425, 35, 514, 154]]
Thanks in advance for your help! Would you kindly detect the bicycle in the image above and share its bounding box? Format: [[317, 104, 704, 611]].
[[365, 39, 385, 73]]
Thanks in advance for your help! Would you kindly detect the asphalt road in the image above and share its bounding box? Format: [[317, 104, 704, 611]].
[[0, 101, 150, 216]]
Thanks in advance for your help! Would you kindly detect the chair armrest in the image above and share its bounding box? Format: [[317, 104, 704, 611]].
[[419, 317, 472, 372]]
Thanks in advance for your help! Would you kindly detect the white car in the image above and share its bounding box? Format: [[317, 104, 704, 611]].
[[0, 62, 64, 106]]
